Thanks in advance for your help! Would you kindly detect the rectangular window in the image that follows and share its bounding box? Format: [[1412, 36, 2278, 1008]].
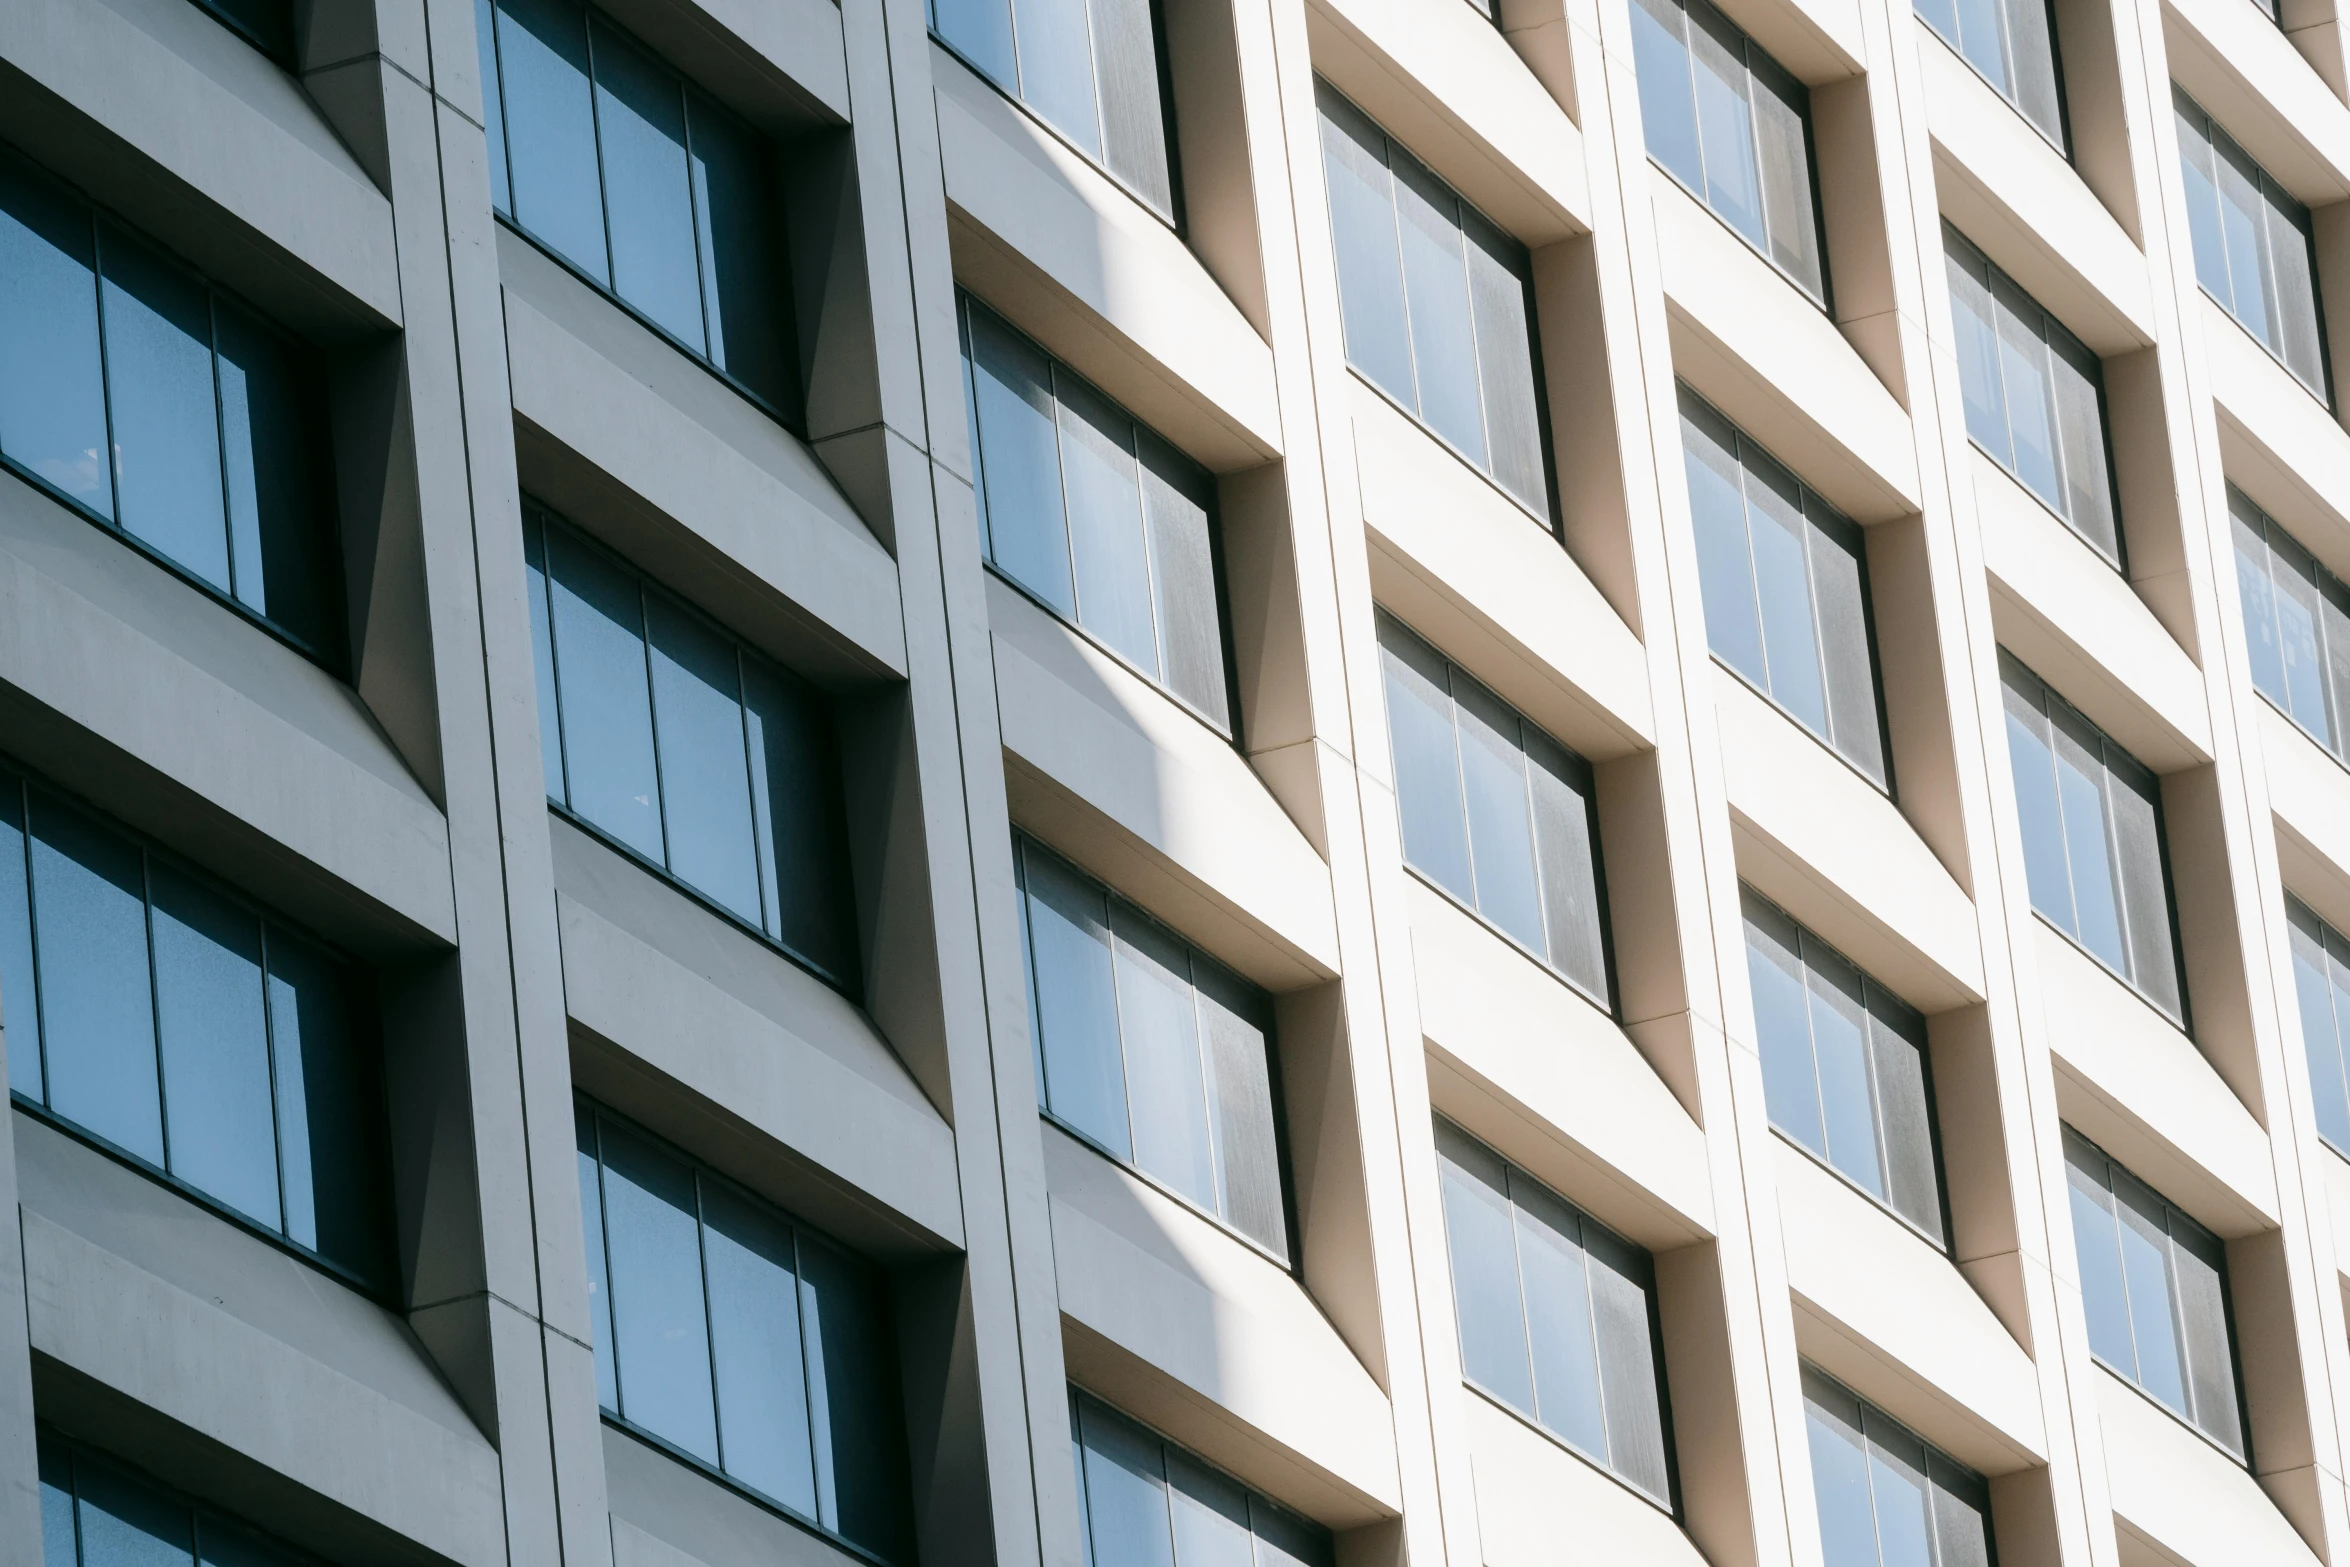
[[1376, 615, 1612, 1007], [476, 0, 800, 420], [1069, 1390, 1334, 1567], [2177, 87, 2329, 403], [959, 295, 1232, 732], [522, 503, 858, 987], [1802, 1369, 1996, 1567], [1012, 834, 1290, 1260], [1946, 224, 2121, 565], [575, 1100, 914, 1560], [1680, 387, 1889, 784], [1434, 1118, 1674, 1504], [2231, 484, 2350, 760], [1629, 0, 1826, 303], [0, 764, 389, 1291], [0, 150, 344, 662], [927, 0, 1175, 220], [2064, 1128, 2245, 1457], [1316, 83, 1553, 519], [40, 1430, 324, 1566], [1743, 889, 1945, 1243], [2000, 652, 2183, 1021], [2287, 897, 2350, 1157], [1914, 0, 2063, 149]]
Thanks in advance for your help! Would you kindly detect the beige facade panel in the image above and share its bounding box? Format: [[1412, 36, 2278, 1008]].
[[2100, 1365, 2324, 1566], [1462, 1393, 1703, 1567]]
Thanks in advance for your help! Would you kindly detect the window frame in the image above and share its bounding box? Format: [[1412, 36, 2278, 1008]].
[[957, 294, 1243, 742]]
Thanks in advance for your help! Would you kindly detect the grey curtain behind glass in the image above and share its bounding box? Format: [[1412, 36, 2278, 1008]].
[[1070, 1391, 1335, 1567], [1316, 85, 1552, 518], [2232, 484, 2350, 761], [1802, 1369, 1996, 1567], [1913, 0, 2063, 147], [2176, 87, 2328, 402]]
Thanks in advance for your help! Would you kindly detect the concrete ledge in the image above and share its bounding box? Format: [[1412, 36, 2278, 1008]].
[[2209, 298, 2350, 588], [1463, 1391, 1699, 1567], [604, 1424, 864, 1567], [2101, 1364, 2320, 1567]]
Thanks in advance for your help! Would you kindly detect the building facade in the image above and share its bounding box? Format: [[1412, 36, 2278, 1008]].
[[0, 0, 2344, 1556]]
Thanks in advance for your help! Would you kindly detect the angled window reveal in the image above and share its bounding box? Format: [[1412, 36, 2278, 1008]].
[[960, 295, 1232, 731], [2176, 87, 2328, 403], [1317, 83, 1552, 518], [522, 502, 859, 987], [1376, 615, 1612, 1006], [1681, 388, 1889, 784], [1630, 0, 1827, 303], [1743, 889, 1945, 1243], [1803, 1369, 1997, 1567], [1914, 0, 2064, 149], [1999, 652, 2183, 1022], [2232, 484, 2350, 759], [1013, 835, 1290, 1260], [1069, 1391, 1334, 1567], [476, 0, 801, 421]]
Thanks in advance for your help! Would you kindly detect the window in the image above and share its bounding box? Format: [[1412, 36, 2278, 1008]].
[[958, 296, 1232, 732], [1069, 1390, 1333, 1567], [1802, 1369, 1996, 1567], [1915, 0, 2063, 148], [0, 151, 343, 661], [1376, 615, 1611, 1005], [575, 1100, 913, 1560], [0, 764, 389, 1291], [1317, 84, 1551, 518], [2231, 484, 2350, 759], [1012, 836, 1289, 1259], [475, 0, 799, 420], [2000, 653, 2183, 1021], [1680, 388, 1888, 784], [1946, 224, 2120, 565], [928, 0, 1174, 220], [2177, 88, 2328, 403], [1433, 1118, 1673, 1504], [2064, 1129, 2245, 1456], [2287, 897, 2350, 1156], [521, 503, 858, 986], [39, 1430, 322, 1567], [1629, 0, 1826, 303], [1743, 890, 1944, 1243]]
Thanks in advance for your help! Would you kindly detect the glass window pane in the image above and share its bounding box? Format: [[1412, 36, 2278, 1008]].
[[1249, 1499, 1333, 1567], [479, 0, 511, 214], [149, 864, 277, 1230], [546, 528, 664, 862], [38, 1436, 72, 1567], [1929, 1459, 1996, 1567], [214, 302, 334, 649], [701, 1183, 817, 1517], [1947, 241, 2010, 467], [740, 656, 854, 978], [1089, 0, 1173, 215], [1057, 374, 1160, 674], [2065, 1146, 2137, 1373], [592, 21, 704, 351], [267, 928, 380, 1277], [497, 0, 609, 280], [967, 305, 1075, 617], [1743, 449, 1828, 733], [1507, 1177, 1606, 1459], [1379, 627, 1474, 901], [2269, 528, 2332, 741], [2237, 506, 2287, 708], [1631, 0, 1705, 190], [933, 0, 1017, 85], [2104, 757, 2178, 1018], [2265, 194, 2325, 395], [2047, 328, 2117, 561], [76, 1456, 193, 1567], [99, 230, 229, 592], [2001, 666, 2073, 930], [1808, 504, 1885, 784], [1991, 282, 2062, 510], [1863, 1422, 1935, 1567], [598, 1122, 719, 1463], [647, 597, 761, 924], [1525, 732, 1607, 998], [1868, 994, 1943, 1243], [1139, 436, 1229, 728], [1804, 1379, 1880, 1567], [1196, 962, 1286, 1259], [1683, 394, 1766, 684], [2169, 1220, 2241, 1454], [1746, 895, 1825, 1156], [2005, 0, 2062, 142], [799, 1237, 910, 1560], [2291, 908, 2350, 1150], [577, 1105, 618, 1413], [523, 513, 567, 802], [1688, 0, 1765, 247], [1318, 92, 1415, 405], [2215, 134, 2273, 348], [1749, 57, 1821, 297], [1166, 1451, 1253, 1567], [1463, 211, 1547, 512], [2114, 1174, 2187, 1415], [1392, 153, 1487, 467], [688, 101, 793, 413], [2049, 706, 2125, 968], [1022, 844, 1131, 1158], [1076, 1400, 1176, 1567], [1804, 941, 1883, 1199], [1434, 1121, 1535, 1413], [1949, 0, 2009, 94], [0, 156, 112, 518], [0, 777, 40, 1102], [1585, 1224, 1670, 1501], [2175, 101, 2232, 305], [1113, 906, 1217, 1210], [29, 795, 162, 1164], [1010, 0, 1102, 158], [1453, 678, 1546, 953]]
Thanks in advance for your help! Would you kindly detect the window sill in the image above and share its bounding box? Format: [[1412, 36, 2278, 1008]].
[[600, 1415, 901, 1567], [982, 564, 1238, 746], [1766, 1122, 1950, 1255], [1967, 435, 2126, 577], [1460, 1379, 1678, 1519], [1400, 861, 1617, 1020], [2089, 1353, 2250, 1470], [1648, 157, 1829, 316], [2203, 282, 2335, 413], [1708, 653, 1893, 802], [1344, 365, 1559, 534], [1039, 1110, 1295, 1273]]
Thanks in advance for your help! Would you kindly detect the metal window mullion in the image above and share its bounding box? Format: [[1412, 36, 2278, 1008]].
[[1047, 364, 1090, 635], [679, 84, 716, 357], [582, 7, 618, 290], [1510, 709, 1554, 967], [1379, 133, 1428, 420], [1181, 947, 1226, 1224], [1733, 437, 1777, 703], [2089, 739, 2142, 990], [1497, 1167, 1546, 1430], [1795, 491, 1841, 750], [485, 0, 516, 214], [789, 1222, 828, 1519], [1443, 660, 1484, 918], [1103, 896, 1142, 1172], [205, 291, 241, 605], [591, 1112, 627, 1420]]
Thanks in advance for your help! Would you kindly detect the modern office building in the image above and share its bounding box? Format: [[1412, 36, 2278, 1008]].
[[0, 0, 2347, 1555]]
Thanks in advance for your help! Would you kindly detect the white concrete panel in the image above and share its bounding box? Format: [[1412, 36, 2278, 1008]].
[[2208, 297, 2350, 587], [1411, 879, 1712, 1250], [934, 47, 1281, 471], [1715, 667, 1986, 1010], [1042, 1125, 1401, 1524], [2163, 0, 2350, 205], [1655, 173, 1922, 524], [1353, 380, 1654, 761], [2101, 1364, 2321, 1567], [1922, 29, 2154, 356], [1976, 452, 2212, 771], [1775, 1142, 2046, 1473], [2038, 924, 2278, 1236], [1463, 1391, 1698, 1567], [989, 575, 1340, 988], [2267, 702, 2350, 937], [500, 232, 907, 681]]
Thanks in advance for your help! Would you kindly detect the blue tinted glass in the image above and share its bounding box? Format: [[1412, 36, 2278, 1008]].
[[1381, 634, 1474, 902], [1946, 248, 2010, 467], [1009, 0, 1101, 157], [1393, 156, 1487, 466], [688, 101, 791, 411], [99, 231, 230, 592], [1319, 97, 1415, 405], [1079, 1403, 1176, 1567], [2235, 514, 2286, 708], [1631, 0, 1704, 190], [600, 1122, 719, 1463], [266, 928, 378, 1277], [1804, 1394, 1878, 1567], [1023, 846, 1131, 1158], [214, 302, 332, 651], [576, 1106, 618, 1412], [1437, 1131, 1535, 1413], [0, 157, 112, 518], [76, 1457, 192, 1567], [646, 596, 761, 924], [2066, 1157, 2137, 1373], [1949, 0, 2008, 92], [2294, 920, 2350, 1151], [1746, 908, 1824, 1155], [1806, 956, 1882, 1198], [0, 778, 40, 1101], [702, 1183, 817, 1517], [2175, 109, 2231, 302], [2001, 679, 2074, 931], [29, 796, 161, 1164], [1866, 1433, 1935, 1567], [1994, 302, 2062, 509], [39, 1438, 72, 1567], [1166, 1453, 1253, 1567], [523, 515, 567, 802], [478, 0, 511, 213], [2114, 1182, 2186, 1413], [1744, 461, 1827, 732], [1684, 408, 1767, 684], [1510, 1181, 1607, 1459], [499, 0, 609, 281], [798, 1237, 908, 1559], [2215, 141, 2271, 345], [591, 21, 704, 351], [1453, 682, 1545, 952], [740, 657, 852, 978], [546, 529, 664, 862], [2329, 943, 2350, 1151], [149, 864, 279, 1230], [2051, 718, 2125, 968], [1057, 376, 1160, 674], [967, 307, 1075, 617], [2269, 540, 2331, 742], [1688, 3, 1764, 245], [1113, 912, 1217, 1210], [932, 0, 1016, 82]]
